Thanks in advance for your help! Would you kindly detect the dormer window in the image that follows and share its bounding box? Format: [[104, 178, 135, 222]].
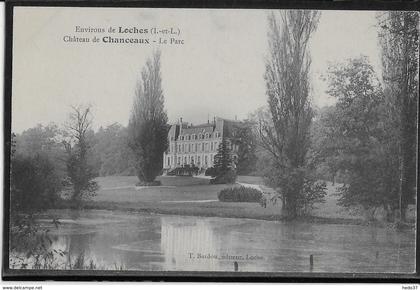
[[185, 134, 189, 141]]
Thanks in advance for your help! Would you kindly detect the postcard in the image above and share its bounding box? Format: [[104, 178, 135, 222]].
[[3, 2, 419, 281]]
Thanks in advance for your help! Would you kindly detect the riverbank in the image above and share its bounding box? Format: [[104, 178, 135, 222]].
[[79, 175, 415, 228]]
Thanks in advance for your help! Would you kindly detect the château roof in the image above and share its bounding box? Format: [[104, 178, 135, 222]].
[[168, 117, 241, 140]]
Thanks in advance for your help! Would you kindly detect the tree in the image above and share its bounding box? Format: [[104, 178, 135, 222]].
[[322, 57, 398, 220], [91, 123, 136, 176], [11, 154, 62, 212], [231, 122, 257, 175], [14, 123, 67, 179], [10, 126, 65, 212], [378, 11, 419, 221], [128, 51, 169, 185], [63, 105, 98, 207], [261, 10, 325, 218], [212, 138, 237, 184]]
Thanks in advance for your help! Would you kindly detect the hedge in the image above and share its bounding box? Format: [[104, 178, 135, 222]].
[[218, 186, 262, 202]]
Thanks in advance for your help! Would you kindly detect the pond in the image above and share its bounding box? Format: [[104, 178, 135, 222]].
[[11, 210, 416, 273]]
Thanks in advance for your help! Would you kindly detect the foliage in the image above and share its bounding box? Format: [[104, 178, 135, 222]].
[[9, 213, 66, 269], [14, 124, 67, 179], [205, 166, 217, 177], [231, 122, 258, 175], [168, 165, 199, 176], [128, 50, 169, 183], [218, 186, 262, 203], [212, 138, 237, 184], [298, 175, 327, 216], [261, 10, 324, 218], [63, 105, 99, 207], [91, 123, 136, 176], [320, 56, 400, 219], [378, 11, 419, 221], [210, 168, 237, 184], [10, 154, 62, 211]]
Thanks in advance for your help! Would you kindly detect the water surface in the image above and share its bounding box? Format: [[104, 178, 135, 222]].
[[22, 210, 416, 273]]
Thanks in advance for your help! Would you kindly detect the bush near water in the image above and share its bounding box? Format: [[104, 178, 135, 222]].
[[218, 186, 262, 203]]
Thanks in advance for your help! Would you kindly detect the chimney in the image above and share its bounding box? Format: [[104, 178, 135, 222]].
[[179, 117, 183, 135]]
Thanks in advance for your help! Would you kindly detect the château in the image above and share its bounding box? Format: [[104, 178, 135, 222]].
[[163, 117, 239, 173]]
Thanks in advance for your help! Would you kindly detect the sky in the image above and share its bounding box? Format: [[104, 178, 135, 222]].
[[12, 7, 381, 133]]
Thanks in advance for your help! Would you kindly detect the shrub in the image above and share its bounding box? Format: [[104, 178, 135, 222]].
[[11, 154, 62, 211], [218, 186, 262, 202], [210, 168, 237, 184], [205, 167, 217, 177]]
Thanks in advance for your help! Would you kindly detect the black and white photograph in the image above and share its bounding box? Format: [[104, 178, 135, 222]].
[[3, 3, 419, 280]]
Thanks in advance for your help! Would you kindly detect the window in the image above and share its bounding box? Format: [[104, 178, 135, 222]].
[[205, 133, 209, 139], [167, 157, 170, 166], [195, 143, 198, 152], [188, 144, 191, 152], [205, 155, 208, 165], [202, 143, 204, 151], [184, 156, 187, 164], [211, 142, 213, 151], [178, 157, 181, 165]]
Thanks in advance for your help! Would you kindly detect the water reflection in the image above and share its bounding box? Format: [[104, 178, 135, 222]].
[[161, 217, 219, 271], [11, 210, 416, 273]]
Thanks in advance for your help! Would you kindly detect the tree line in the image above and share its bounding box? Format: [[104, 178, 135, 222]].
[[253, 10, 418, 221]]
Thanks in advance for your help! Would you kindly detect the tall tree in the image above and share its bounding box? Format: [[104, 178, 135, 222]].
[[378, 11, 419, 221], [128, 50, 169, 184], [63, 105, 98, 207], [212, 138, 237, 184], [321, 57, 398, 220], [261, 11, 325, 218]]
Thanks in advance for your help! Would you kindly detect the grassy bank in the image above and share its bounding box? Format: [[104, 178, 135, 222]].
[[86, 175, 366, 225], [74, 175, 414, 227]]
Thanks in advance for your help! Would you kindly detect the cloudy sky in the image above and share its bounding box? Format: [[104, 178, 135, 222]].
[[12, 7, 381, 133]]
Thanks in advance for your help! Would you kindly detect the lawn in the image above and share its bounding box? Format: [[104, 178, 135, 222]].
[[91, 175, 284, 220], [89, 175, 415, 224]]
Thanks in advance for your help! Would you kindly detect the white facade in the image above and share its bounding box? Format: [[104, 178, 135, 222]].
[[163, 117, 237, 171]]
